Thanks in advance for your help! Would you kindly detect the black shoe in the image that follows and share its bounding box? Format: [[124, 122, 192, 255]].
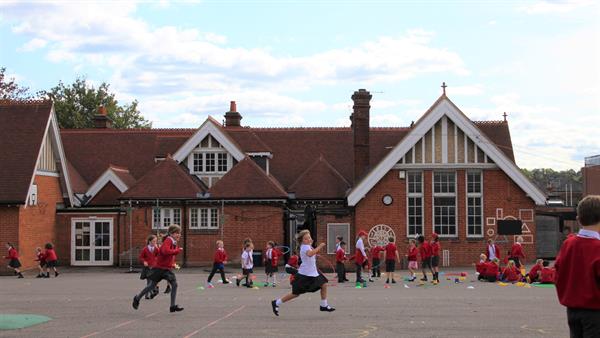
[[55, 271, 59, 277], [223, 280, 230, 284], [392, 279, 397, 284], [386, 279, 389, 284], [13, 271, 17, 275], [421, 277, 427, 281], [150, 290, 158, 299], [36, 274, 43, 278], [245, 283, 252, 288], [170, 305, 184, 312], [164, 285, 171, 294], [236, 278, 241, 287], [132, 296, 140, 310], [320, 305, 335, 312], [344, 278, 349, 282], [271, 300, 279, 316], [145, 293, 151, 300], [17, 273, 24, 278]]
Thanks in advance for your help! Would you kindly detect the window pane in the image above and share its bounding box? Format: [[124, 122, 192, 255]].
[[217, 153, 228, 172], [200, 209, 208, 228], [193, 153, 203, 172], [153, 209, 161, 228], [173, 209, 181, 225], [205, 153, 216, 172], [190, 208, 198, 228], [210, 209, 219, 228], [408, 172, 422, 194]]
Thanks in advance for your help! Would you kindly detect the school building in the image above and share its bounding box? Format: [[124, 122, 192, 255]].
[[0, 89, 547, 274]]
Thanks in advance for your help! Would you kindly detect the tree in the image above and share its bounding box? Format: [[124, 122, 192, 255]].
[[40, 78, 151, 129], [0, 67, 32, 100]]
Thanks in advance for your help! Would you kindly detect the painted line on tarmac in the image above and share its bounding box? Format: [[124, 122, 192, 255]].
[[182, 305, 246, 338], [79, 310, 161, 338]]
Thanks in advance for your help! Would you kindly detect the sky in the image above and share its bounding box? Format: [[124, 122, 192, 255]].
[[0, 0, 598, 170]]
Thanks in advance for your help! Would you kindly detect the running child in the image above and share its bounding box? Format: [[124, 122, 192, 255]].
[[133, 224, 184, 313], [430, 233, 441, 284], [237, 241, 254, 287], [271, 229, 335, 316], [34, 247, 46, 278], [555, 195, 600, 337], [370, 244, 384, 278], [417, 235, 433, 282], [264, 241, 279, 287], [44, 242, 59, 278], [4, 243, 23, 278], [335, 241, 348, 283], [157, 230, 171, 294], [354, 230, 368, 284], [207, 240, 229, 287], [139, 234, 159, 299], [383, 237, 400, 284], [406, 239, 418, 282]]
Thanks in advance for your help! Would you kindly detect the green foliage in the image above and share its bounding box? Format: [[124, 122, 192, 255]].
[[40, 77, 151, 129], [521, 168, 582, 191], [0, 67, 32, 100]]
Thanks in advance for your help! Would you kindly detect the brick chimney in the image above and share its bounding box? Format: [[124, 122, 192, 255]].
[[224, 101, 242, 127], [93, 105, 112, 128], [350, 89, 372, 182]]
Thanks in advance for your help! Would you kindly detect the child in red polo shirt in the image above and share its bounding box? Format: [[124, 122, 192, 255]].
[[207, 240, 229, 287], [417, 235, 433, 282], [139, 234, 159, 299], [383, 237, 400, 284], [4, 243, 23, 278], [430, 233, 441, 284], [35, 247, 46, 278], [44, 242, 59, 278], [526, 259, 543, 283], [555, 195, 600, 337], [336, 241, 348, 283], [539, 260, 555, 284], [406, 239, 418, 282], [370, 244, 384, 278]]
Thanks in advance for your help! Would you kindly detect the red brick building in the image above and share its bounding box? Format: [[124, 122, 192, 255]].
[[1, 90, 547, 272]]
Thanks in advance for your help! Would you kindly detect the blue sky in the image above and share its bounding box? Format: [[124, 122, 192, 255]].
[[0, 0, 598, 170]]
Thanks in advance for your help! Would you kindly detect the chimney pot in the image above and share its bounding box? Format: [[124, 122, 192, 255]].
[[98, 105, 107, 116], [94, 105, 112, 128], [230, 101, 237, 112]]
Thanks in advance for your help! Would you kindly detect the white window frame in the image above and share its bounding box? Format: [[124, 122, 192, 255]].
[[432, 171, 457, 237], [406, 171, 423, 237], [189, 207, 220, 229], [188, 135, 232, 175], [70, 217, 113, 266], [152, 208, 182, 229], [466, 171, 484, 238], [327, 223, 350, 254]]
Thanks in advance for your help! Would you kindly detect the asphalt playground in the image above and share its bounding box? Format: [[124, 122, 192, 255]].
[[0, 267, 568, 338]]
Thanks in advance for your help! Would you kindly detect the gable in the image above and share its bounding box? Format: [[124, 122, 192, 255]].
[[347, 96, 546, 206], [173, 117, 245, 163], [88, 182, 122, 206]]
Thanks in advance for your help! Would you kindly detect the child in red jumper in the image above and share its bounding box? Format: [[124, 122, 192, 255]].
[[383, 237, 400, 284], [417, 235, 433, 282], [501, 260, 521, 283], [34, 247, 46, 278], [539, 260, 555, 284], [5, 243, 23, 278], [509, 236, 526, 269], [44, 242, 59, 278], [207, 240, 229, 286], [286, 251, 299, 285], [370, 244, 384, 278], [555, 195, 600, 337], [526, 259, 543, 283], [354, 230, 369, 284], [335, 241, 348, 283], [430, 233, 441, 284], [406, 239, 418, 282], [139, 235, 159, 299], [133, 225, 184, 313], [475, 254, 487, 280], [264, 241, 280, 287]]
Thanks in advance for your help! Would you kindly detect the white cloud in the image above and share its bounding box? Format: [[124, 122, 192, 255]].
[[517, 0, 596, 14], [18, 37, 47, 52]]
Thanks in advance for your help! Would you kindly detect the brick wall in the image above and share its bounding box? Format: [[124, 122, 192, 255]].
[[18, 175, 63, 270], [354, 168, 537, 266], [0, 207, 19, 275]]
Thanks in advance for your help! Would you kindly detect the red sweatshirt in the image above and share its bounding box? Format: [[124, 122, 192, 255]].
[[155, 236, 182, 270], [384, 243, 397, 261], [335, 247, 346, 263], [502, 266, 521, 282], [287, 255, 299, 268], [139, 245, 159, 267], [528, 264, 542, 281], [44, 248, 57, 262], [370, 246, 384, 260], [431, 241, 441, 257], [213, 248, 228, 264], [35, 251, 46, 264], [407, 247, 418, 261], [555, 234, 600, 309], [483, 262, 500, 278], [271, 248, 280, 267], [510, 243, 525, 259], [476, 261, 486, 274], [5, 247, 18, 260], [419, 242, 432, 260], [540, 267, 555, 283]]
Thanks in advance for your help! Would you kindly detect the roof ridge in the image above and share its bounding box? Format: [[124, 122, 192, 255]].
[[473, 120, 506, 125], [0, 99, 52, 106]]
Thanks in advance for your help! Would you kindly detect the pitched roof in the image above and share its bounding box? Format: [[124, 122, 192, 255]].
[[289, 155, 351, 199], [0, 100, 52, 203], [121, 157, 205, 199], [473, 121, 514, 162], [109, 165, 137, 188], [208, 157, 287, 199], [66, 160, 88, 194]]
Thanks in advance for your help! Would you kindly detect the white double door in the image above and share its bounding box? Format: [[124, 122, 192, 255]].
[[71, 218, 113, 266]]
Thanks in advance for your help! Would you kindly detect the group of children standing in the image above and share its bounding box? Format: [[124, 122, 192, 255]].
[[4, 242, 59, 279]]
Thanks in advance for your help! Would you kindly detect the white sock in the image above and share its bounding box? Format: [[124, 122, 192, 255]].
[[275, 299, 283, 306], [320, 299, 328, 307]]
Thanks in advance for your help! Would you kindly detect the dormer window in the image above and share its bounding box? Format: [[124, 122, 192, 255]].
[[187, 135, 233, 187]]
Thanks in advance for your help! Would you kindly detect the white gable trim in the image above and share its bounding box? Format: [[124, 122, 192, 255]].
[[172, 118, 245, 163], [25, 105, 75, 207], [85, 168, 130, 201], [347, 97, 546, 206]]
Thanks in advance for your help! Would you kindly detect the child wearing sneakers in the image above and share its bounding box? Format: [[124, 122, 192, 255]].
[[44, 242, 59, 278], [555, 195, 600, 337], [417, 235, 433, 282], [139, 234, 159, 299], [406, 239, 418, 282], [207, 240, 229, 287], [354, 230, 369, 284], [383, 237, 400, 284], [4, 243, 23, 278], [430, 233, 441, 284], [264, 241, 279, 287], [237, 241, 254, 287], [271, 230, 335, 316]]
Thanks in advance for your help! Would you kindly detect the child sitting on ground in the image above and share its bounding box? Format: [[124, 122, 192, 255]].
[[481, 258, 500, 282], [526, 259, 543, 283], [501, 260, 521, 283], [539, 260, 555, 284], [476, 254, 487, 280]]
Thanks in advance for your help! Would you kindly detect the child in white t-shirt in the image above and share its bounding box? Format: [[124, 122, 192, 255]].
[[237, 241, 254, 288], [271, 230, 335, 316]]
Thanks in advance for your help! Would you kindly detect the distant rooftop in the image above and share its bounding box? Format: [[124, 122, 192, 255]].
[[585, 155, 600, 167]]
